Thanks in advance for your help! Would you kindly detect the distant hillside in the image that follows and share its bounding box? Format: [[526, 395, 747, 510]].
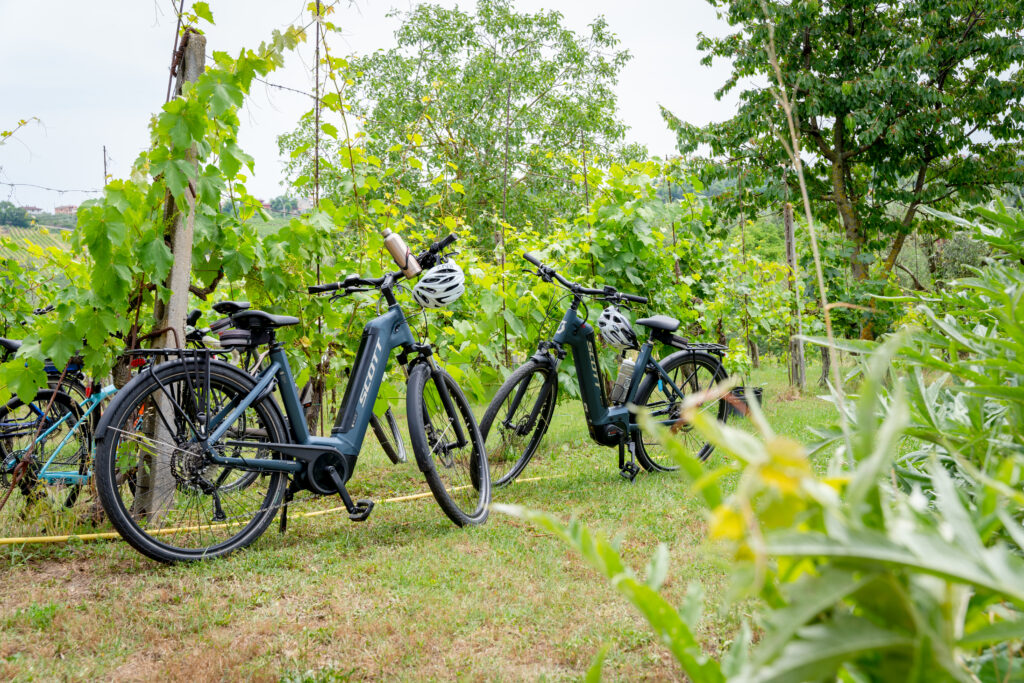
[[0, 224, 71, 262]]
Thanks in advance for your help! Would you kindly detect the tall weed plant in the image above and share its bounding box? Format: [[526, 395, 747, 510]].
[[499, 204, 1024, 681]]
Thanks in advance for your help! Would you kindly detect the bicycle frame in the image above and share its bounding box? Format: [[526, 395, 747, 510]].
[[539, 305, 693, 447], [1, 385, 115, 486], [202, 302, 442, 485]]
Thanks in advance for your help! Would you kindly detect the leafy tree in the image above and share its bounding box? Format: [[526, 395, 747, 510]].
[[0, 202, 30, 228], [666, 0, 1024, 290], [280, 0, 631, 240], [269, 195, 297, 213]]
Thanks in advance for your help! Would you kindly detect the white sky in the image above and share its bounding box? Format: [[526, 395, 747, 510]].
[[0, 0, 735, 212]]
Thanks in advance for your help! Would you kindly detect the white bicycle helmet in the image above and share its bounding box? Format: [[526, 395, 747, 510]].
[[412, 259, 466, 308], [597, 305, 638, 349]]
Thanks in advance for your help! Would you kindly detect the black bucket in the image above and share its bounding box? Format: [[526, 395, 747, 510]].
[[727, 386, 764, 418]]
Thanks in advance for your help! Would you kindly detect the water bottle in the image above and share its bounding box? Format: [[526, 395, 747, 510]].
[[382, 228, 422, 278], [610, 357, 635, 404]]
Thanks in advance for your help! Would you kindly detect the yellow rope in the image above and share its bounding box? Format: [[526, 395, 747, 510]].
[[0, 475, 563, 546]]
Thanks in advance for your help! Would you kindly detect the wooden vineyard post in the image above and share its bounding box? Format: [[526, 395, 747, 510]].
[[136, 31, 207, 522], [784, 202, 806, 392]]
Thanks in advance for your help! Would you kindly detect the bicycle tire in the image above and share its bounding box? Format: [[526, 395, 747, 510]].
[[370, 406, 407, 464], [0, 389, 88, 509], [94, 359, 288, 563], [479, 360, 557, 487], [631, 350, 729, 470], [406, 363, 489, 526]]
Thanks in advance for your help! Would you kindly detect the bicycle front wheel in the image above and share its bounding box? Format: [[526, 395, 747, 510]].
[[407, 364, 489, 526], [479, 360, 557, 487], [94, 359, 288, 563], [0, 390, 88, 511], [370, 406, 406, 465], [631, 350, 728, 469]]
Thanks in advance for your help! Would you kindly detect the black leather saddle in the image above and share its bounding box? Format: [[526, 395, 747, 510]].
[[230, 310, 300, 331], [635, 315, 680, 332], [213, 300, 251, 316], [0, 337, 21, 356]]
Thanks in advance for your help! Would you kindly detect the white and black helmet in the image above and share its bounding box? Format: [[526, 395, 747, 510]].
[[597, 305, 638, 349], [412, 260, 466, 308]]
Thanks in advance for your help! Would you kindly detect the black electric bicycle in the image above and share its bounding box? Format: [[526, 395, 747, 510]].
[[480, 252, 730, 486], [93, 234, 489, 563]]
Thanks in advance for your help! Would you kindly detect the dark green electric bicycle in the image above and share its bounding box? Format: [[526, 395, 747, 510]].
[[480, 252, 730, 486]]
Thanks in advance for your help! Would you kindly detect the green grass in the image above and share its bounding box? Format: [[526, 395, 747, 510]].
[[0, 360, 835, 681]]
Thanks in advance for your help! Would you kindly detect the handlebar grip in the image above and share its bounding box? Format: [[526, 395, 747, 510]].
[[308, 282, 341, 294], [523, 252, 542, 267], [186, 309, 202, 327], [622, 292, 648, 304], [437, 233, 457, 250]]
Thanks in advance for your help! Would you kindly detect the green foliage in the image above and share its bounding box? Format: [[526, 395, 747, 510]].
[[668, 0, 1024, 298], [0, 202, 30, 228], [0, 15, 307, 401], [279, 0, 631, 242], [503, 204, 1024, 680]]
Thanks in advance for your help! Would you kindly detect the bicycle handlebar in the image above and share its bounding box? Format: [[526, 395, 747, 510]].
[[308, 234, 459, 296], [521, 253, 648, 305], [523, 251, 542, 267], [307, 282, 341, 294]]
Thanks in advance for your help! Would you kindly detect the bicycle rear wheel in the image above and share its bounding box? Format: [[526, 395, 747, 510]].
[[479, 360, 557, 487], [406, 364, 489, 526], [94, 359, 287, 563], [631, 350, 728, 469]]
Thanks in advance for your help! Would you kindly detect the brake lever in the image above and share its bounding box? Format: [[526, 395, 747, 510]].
[[332, 286, 375, 302]]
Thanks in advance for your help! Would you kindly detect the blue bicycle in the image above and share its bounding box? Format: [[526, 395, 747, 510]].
[[1, 328, 111, 513], [92, 234, 489, 563], [0, 382, 114, 513]]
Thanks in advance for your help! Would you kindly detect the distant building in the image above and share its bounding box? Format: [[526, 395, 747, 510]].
[[20, 205, 42, 214], [54, 205, 78, 215], [296, 197, 313, 212]]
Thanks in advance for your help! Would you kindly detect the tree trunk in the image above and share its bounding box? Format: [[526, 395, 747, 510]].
[[818, 345, 831, 389], [784, 202, 805, 392], [136, 31, 206, 523], [925, 237, 941, 284]]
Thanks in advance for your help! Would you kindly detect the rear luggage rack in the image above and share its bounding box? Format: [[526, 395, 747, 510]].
[[651, 328, 728, 353]]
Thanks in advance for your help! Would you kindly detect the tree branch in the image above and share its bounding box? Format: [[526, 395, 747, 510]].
[[896, 261, 927, 291]]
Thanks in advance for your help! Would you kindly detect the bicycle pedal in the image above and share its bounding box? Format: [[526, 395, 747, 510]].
[[619, 462, 641, 483], [348, 499, 374, 522]]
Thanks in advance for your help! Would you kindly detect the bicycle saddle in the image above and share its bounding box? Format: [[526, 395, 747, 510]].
[[213, 300, 251, 315], [0, 337, 21, 355], [635, 315, 680, 332], [230, 310, 300, 330]]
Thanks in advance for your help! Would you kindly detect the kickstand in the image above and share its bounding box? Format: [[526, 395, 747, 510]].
[[327, 465, 375, 522], [618, 439, 640, 483], [279, 484, 296, 534]]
